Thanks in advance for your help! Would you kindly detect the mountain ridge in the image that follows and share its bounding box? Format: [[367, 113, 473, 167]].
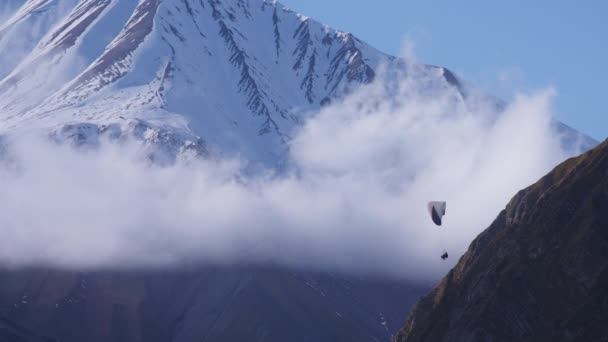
[[395, 139, 608, 341], [0, 0, 594, 165], [0, 0, 407, 164]]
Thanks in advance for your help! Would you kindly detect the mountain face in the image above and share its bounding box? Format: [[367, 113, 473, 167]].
[[0, 0, 594, 164], [395, 139, 608, 342], [0, 0, 462, 164], [0, 267, 428, 342], [0, 317, 53, 342]]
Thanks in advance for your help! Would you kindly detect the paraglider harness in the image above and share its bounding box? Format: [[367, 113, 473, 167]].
[[441, 251, 448, 260]]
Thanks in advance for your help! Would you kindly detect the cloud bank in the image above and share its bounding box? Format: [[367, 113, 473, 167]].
[[0, 66, 580, 281]]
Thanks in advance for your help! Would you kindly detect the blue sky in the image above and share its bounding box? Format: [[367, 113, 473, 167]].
[[280, 0, 607, 141]]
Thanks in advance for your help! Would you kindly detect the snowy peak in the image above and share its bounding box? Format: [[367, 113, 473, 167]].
[[2, 0, 437, 162], [0, 0, 591, 164]]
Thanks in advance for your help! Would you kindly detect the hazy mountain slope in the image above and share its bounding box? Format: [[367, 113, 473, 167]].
[[395, 139, 608, 342], [0, 267, 427, 342], [0, 317, 54, 342]]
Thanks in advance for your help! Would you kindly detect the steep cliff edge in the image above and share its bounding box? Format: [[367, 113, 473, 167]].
[[396, 139, 608, 342]]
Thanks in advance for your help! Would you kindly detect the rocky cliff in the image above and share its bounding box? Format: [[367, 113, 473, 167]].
[[396, 139, 608, 341]]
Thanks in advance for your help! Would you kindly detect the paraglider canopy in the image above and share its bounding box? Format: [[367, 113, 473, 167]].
[[427, 201, 446, 226]]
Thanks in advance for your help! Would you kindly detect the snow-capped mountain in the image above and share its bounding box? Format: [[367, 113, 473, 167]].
[[0, 0, 596, 164], [0, 2, 601, 341], [0, 0, 469, 164]]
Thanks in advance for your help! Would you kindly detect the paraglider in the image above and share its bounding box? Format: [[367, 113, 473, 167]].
[[427, 201, 446, 226], [427, 201, 448, 260]]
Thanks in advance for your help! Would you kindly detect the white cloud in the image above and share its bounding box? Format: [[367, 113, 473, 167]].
[[0, 65, 577, 282]]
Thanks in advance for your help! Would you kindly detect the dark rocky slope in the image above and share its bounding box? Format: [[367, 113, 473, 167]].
[[396, 139, 608, 342]]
